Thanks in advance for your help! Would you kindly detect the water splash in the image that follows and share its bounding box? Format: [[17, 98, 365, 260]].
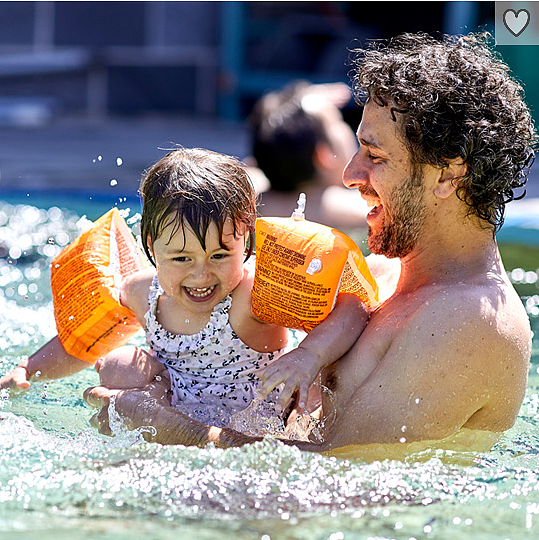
[[0, 200, 538, 539]]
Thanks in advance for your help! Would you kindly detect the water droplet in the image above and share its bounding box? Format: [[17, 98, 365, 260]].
[[116, 157, 123, 166], [110, 179, 118, 186]]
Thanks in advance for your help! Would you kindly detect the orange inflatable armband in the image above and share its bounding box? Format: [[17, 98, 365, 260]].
[[252, 194, 378, 333], [51, 208, 150, 362]]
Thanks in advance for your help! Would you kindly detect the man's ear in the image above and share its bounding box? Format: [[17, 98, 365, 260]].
[[433, 159, 467, 199]]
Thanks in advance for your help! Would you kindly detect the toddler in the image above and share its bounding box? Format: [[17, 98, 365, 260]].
[[0, 148, 369, 431]]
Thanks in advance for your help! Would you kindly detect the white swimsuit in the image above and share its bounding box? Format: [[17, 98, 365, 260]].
[[144, 275, 287, 428]]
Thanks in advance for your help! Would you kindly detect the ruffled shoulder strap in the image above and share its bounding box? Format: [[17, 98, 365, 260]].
[[147, 273, 161, 308], [145, 287, 233, 352]]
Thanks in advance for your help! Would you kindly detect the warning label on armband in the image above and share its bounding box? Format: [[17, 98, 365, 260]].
[[252, 234, 336, 332], [259, 235, 307, 269], [339, 260, 369, 302], [51, 208, 148, 362]]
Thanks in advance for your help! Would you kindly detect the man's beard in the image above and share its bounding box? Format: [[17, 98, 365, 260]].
[[367, 166, 426, 259]]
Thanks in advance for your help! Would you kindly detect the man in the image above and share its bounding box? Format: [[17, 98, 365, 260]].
[[86, 31, 536, 451]]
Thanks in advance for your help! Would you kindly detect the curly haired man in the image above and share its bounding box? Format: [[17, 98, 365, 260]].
[[85, 32, 537, 452]]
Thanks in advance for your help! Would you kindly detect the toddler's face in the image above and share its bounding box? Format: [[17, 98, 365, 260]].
[[150, 218, 247, 315]]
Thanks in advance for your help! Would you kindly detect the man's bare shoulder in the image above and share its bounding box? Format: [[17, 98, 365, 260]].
[[395, 278, 530, 354], [388, 279, 531, 417]]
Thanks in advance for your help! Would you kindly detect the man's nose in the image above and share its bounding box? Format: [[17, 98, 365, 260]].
[[342, 153, 368, 189]]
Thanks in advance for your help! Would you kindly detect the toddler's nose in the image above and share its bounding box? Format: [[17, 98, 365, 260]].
[[191, 261, 211, 282]]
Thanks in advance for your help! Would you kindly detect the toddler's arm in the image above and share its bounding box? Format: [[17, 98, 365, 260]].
[[0, 335, 90, 391], [0, 269, 154, 393], [258, 293, 369, 411]]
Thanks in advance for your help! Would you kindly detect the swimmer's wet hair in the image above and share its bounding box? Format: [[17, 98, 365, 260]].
[[140, 147, 257, 266], [249, 81, 328, 192], [350, 31, 538, 231]]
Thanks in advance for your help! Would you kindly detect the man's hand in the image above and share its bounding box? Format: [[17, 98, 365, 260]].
[[258, 346, 323, 412], [84, 386, 122, 436], [0, 366, 31, 393], [83, 376, 171, 437], [84, 378, 261, 448]]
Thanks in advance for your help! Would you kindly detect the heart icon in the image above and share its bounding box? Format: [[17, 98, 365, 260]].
[[503, 8, 531, 37]]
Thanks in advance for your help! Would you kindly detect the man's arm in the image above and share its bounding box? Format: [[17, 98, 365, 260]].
[[84, 381, 331, 450], [84, 382, 262, 447]]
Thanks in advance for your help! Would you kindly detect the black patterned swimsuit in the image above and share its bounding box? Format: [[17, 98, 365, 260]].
[[144, 275, 286, 425]]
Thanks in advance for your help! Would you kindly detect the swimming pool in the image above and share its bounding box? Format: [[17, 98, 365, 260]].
[[0, 198, 538, 540]]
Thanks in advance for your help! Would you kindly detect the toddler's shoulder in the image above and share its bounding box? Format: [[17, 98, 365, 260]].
[[121, 269, 156, 315]]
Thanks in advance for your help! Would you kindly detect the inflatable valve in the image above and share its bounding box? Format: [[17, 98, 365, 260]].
[[51, 208, 150, 363], [291, 192, 306, 221], [252, 193, 378, 333]]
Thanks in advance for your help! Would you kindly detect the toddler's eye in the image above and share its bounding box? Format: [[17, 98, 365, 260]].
[[173, 256, 189, 262], [212, 253, 229, 260]]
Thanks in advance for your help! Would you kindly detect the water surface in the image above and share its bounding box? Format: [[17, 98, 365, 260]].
[[1, 201, 538, 540]]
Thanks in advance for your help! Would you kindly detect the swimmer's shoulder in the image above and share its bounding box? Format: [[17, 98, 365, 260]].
[[447, 279, 531, 429], [120, 268, 156, 320]]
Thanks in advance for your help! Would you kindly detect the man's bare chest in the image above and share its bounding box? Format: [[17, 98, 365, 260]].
[[322, 294, 425, 402]]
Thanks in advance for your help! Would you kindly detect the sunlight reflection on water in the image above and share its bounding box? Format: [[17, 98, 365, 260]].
[[0, 200, 538, 540]]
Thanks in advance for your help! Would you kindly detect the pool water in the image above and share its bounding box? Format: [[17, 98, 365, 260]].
[[1, 200, 539, 540]]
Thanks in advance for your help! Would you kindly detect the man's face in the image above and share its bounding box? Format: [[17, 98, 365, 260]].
[[343, 101, 427, 258]]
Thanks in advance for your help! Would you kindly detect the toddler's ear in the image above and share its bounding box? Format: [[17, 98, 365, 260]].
[[146, 237, 155, 258]]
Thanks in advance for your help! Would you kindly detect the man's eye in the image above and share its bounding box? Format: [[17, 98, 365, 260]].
[[368, 152, 383, 163]]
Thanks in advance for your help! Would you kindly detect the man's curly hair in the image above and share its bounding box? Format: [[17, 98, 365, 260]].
[[349, 32, 538, 231]]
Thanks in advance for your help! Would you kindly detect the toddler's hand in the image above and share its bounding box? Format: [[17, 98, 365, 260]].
[[258, 347, 323, 413], [0, 366, 31, 393]]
